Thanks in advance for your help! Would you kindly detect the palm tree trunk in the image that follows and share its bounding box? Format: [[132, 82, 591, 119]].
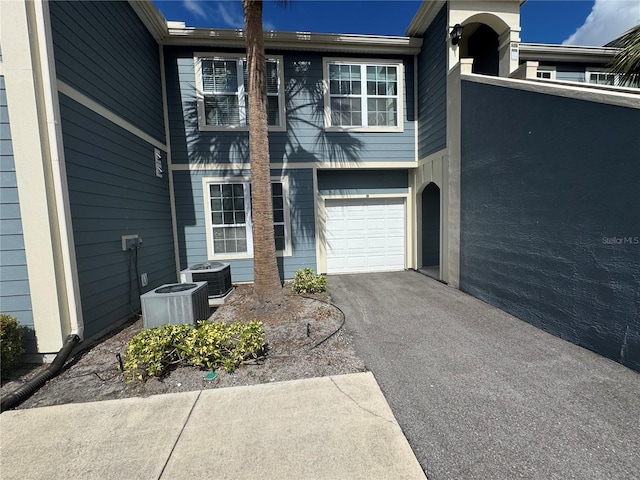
[[242, 0, 284, 305]]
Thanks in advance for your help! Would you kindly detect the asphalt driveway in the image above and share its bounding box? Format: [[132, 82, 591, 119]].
[[329, 271, 640, 480]]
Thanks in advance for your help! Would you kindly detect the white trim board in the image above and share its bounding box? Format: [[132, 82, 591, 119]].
[[170, 161, 418, 171], [56, 80, 169, 151], [462, 73, 640, 110]]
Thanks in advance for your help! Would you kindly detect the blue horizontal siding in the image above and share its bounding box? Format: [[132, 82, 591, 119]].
[[174, 168, 316, 282], [59, 94, 175, 339], [418, 4, 447, 159], [49, 0, 164, 142], [0, 76, 34, 348], [164, 47, 416, 166]]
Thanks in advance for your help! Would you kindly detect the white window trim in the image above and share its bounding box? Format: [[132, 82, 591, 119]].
[[323, 57, 404, 133], [202, 176, 292, 260], [194, 52, 286, 132]]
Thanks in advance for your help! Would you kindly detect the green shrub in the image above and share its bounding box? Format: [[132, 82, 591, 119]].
[[1, 314, 24, 374], [291, 268, 327, 294], [124, 321, 265, 381]]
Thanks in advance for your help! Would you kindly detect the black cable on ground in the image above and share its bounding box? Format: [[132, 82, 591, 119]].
[[299, 294, 347, 349]]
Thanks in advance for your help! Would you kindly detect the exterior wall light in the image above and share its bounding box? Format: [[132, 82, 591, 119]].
[[450, 24, 463, 45]]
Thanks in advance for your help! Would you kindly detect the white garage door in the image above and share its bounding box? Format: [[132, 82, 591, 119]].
[[325, 198, 405, 274]]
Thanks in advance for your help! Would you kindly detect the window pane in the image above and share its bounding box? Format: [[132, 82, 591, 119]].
[[271, 183, 283, 195], [209, 183, 249, 254], [274, 225, 285, 251], [267, 96, 280, 126], [266, 60, 279, 94], [204, 95, 240, 126], [202, 60, 238, 93], [211, 198, 222, 211], [273, 209, 284, 223], [331, 98, 362, 126], [367, 98, 397, 126]]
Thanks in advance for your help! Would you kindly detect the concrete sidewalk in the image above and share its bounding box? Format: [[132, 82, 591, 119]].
[[330, 271, 640, 480], [0, 372, 425, 480]]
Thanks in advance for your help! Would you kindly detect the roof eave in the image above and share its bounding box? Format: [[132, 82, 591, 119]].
[[128, 0, 168, 42], [405, 0, 528, 37], [165, 28, 423, 54], [405, 0, 446, 37], [519, 43, 620, 63]]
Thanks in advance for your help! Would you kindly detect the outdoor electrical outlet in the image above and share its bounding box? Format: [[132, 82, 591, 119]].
[[140, 273, 148, 287], [121, 234, 141, 251]]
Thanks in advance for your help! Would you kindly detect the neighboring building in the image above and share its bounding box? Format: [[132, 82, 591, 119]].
[[0, 0, 638, 371]]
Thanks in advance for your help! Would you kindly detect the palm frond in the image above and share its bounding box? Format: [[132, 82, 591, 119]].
[[608, 24, 640, 87]]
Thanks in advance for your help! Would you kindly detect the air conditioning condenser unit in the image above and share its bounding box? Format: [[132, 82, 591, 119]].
[[180, 262, 233, 305], [141, 282, 209, 328]]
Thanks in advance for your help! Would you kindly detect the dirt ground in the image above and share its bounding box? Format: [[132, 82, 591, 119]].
[[1, 285, 366, 410]]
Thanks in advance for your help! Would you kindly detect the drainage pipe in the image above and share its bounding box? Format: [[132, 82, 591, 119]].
[[1, 334, 80, 412]]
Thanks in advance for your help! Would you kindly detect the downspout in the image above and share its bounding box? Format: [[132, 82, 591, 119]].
[[32, 0, 85, 339]]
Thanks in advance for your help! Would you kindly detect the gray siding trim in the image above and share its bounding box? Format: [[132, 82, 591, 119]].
[[49, 0, 164, 142], [174, 168, 316, 282], [0, 76, 35, 352], [417, 4, 447, 159], [165, 47, 416, 166], [60, 94, 175, 339], [459, 79, 640, 372], [317, 169, 409, 195]]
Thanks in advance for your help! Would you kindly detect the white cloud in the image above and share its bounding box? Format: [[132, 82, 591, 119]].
[[217, 2, 245, 29], [563, 0, 640, 46], [183, 0, 208, 20]]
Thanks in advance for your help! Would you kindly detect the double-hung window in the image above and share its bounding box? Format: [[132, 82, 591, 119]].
[[196, 54, 284, 130], [205, 179, 289, 258], [324, 59, 403, 131]]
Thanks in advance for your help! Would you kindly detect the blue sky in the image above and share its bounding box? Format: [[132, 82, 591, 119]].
[[152, 0, 640, 46]]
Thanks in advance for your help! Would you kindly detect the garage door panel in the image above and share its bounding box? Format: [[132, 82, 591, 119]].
[[325, 198, 405, 274]]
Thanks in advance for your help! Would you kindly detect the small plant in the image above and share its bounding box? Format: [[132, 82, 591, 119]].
[[123, 321, 265, 381], [1, 314, 24, 374], [292, 268, 327, 294]]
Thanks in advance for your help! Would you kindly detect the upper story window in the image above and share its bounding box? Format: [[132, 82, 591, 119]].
[[588, 71, 616, 85], [195, 53, 285, 131], [323, 58, 404, 132], [586, 70, 638, 87]]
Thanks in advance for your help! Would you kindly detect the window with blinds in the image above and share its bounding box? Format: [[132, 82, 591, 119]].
[[196, 55, 284, 130]]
